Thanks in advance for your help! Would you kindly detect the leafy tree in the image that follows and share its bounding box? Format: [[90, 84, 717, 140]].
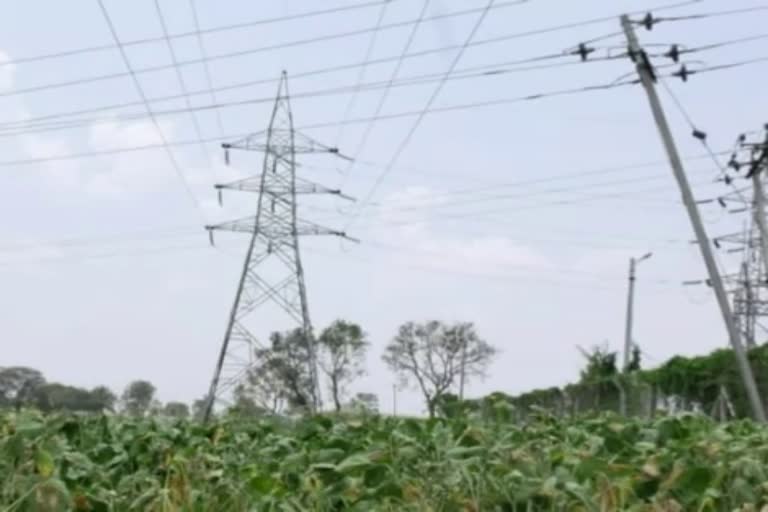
[[318, 320, 368, 412], [382, 321, 496, 417], [226, 384, 269, 418], [0, 367, 45, 410], [254, 329, 315, 412], [578, 344, 618, 383], [192, 397, 208, 421], [89, 386, 117, 412], [163, 401, 190, 419], [31, 383, 116, 413], [121, 380, 156, 417], [347, 392, 379, 414]]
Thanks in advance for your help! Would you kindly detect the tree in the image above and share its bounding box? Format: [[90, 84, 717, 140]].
[[163, 402, 190, 419], [30, 383, 115, 413], [89, 386, 117, 412], [0, 367, 45, 410], [318, 320, 368, 412], [121, 380, 156, 417], [578, 344, 619, 383], [347, 392, 378, 414], [192, 397, 208, 421], [255, 329, 315, 412], [382, 321, 496, 417]]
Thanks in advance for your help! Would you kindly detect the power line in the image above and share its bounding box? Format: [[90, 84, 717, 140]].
[[188, 0, 226, 137], [334, 0, 392, 147], [0, 57, 763, 168], [0, 1, 527, 99], [0, 0, 395, 68], [95, 0, 206, 219], [0, 0, 707, 103], [0, 53, 605, 137], [339, 168, 718, 219], [346, 0, 497, 229], [655, 4, 768, 23], [153, 0, 215, 169], [351, 150, 728, 203], [338, 0, 433, 189], [0, 0, 710, 128]]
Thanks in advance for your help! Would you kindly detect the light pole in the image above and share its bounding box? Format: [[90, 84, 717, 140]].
[[624, 252, 652, 372]]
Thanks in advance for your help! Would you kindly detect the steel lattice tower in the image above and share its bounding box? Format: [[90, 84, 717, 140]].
[[713, 128, 768, 347], [203, 72, 354, 420]]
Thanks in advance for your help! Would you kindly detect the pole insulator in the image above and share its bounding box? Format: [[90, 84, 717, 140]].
[[692, 129, 707, 141], [575, 43, 595, 62], [664, 44, 680, 63], [642, 13, 656, 31], [672, 64, 690, 82]]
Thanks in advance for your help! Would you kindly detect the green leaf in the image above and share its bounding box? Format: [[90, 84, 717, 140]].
[[35, 448, 55, 478], [335, 454, 371, 473]]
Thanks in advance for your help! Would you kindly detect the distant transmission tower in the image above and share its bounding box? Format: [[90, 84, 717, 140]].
[[203, 72, 355, 421], [719, 127, 768, 347]]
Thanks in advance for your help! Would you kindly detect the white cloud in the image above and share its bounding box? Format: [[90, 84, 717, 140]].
[[366, 186, 548, 276]]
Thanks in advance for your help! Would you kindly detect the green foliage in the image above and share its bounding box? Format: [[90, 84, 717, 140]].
[[0, 367, 45, 410], [120, 380, 156, 417], [32, 384, 116, 414], [578, 344, 619, 383], [480, 344, 768, 421], [318, 320, 368, 412], [162, 402, 190, 419], [3, 411, 768, 510]]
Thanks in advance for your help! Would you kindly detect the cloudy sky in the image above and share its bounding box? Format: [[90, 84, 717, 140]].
[[1, 0, 767, 415]]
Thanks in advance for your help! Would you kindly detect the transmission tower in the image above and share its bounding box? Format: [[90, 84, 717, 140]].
[[203, 72, 355, 421], [683, 126, 768, 347], [717, 127, 768, 347]]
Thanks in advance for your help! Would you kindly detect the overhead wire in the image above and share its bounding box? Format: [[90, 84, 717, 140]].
[[334, 0, 392, 148], [188, 0, 226, 137], [0, 0, 395, 68], [5, 57, 768, 168], [153, 0, 215, 171], [95, 0, 206, 219], [338, 0, 432, 188], [654, 4, 768, 23], [335, 168, 718, 219], [0, 51, 604, 137], [0, 0, 714, 129], [0, 1, 527, 100], [345, 0, 498, 230], [0, 0, 712, 105]]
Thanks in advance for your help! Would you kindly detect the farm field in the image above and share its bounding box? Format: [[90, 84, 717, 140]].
[[3, 410, 768, 511]]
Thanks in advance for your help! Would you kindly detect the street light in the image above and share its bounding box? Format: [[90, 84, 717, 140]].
[[624, 252, 653, 372]]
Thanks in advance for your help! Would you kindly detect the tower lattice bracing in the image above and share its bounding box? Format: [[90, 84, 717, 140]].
[[717, 128, 768, 347], [203, 72, 354, 420]]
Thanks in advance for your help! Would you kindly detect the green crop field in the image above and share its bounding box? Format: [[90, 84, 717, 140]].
[[3, 409, 768, 511]]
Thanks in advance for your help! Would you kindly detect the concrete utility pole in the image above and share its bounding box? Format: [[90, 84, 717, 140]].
[[624, 252, 652, 371], [621, 15, 766, 422]]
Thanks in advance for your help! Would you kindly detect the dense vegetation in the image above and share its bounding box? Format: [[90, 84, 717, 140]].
[[487, 343, 768, 421], [3, 408, 768, 511]]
